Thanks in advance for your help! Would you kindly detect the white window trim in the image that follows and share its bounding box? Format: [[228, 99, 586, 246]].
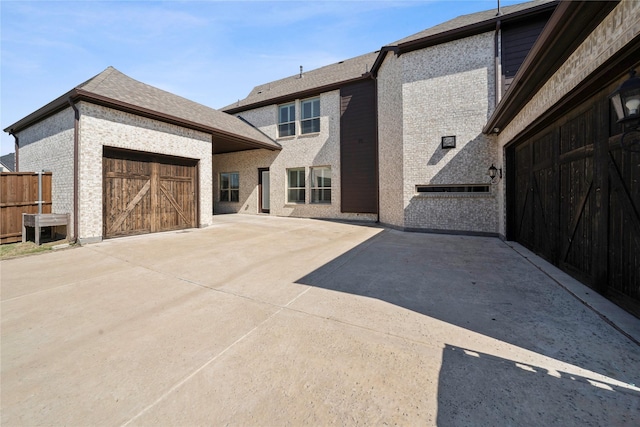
[[286, 167, 306, 204], [278, 103, 296, 138], [277, 97, 322, 139], [310, 166, 332, 204], [300, 97, 321, 135]]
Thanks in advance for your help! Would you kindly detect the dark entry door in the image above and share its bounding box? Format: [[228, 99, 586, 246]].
[[103, 148, 198, 238]]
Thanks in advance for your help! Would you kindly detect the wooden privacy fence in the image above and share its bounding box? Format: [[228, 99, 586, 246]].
[[0, 172, 52, 244]]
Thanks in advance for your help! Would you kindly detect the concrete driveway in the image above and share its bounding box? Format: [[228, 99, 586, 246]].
[[2, 214, 639, 426]]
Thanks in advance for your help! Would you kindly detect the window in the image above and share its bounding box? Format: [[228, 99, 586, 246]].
[[311, 166, 331, 204], [278, 103, 295, 137], [220, 172, 239, 202], [287, 168, 305, 203], [416, 185, 490, 193], [301, 98, 320, 134]]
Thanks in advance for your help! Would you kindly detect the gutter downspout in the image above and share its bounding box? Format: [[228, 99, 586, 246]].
[[68, 98, 79, 243], [373, 74, 380, 224], [494, 18, 502, 110], [9, 130, 18, 171]]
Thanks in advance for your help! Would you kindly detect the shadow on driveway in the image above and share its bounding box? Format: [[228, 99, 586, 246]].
[[437, 344, 640, 425], [296, 228, 640, 424], [296, 228, 639, 385]]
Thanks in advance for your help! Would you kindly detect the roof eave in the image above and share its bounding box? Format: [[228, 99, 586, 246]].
[[75, 90, 280, 151], [222, 73, 373, 114], [4, 89, 281, 152], [3, 88, 78, 134], [483, 0, 619, 135], [397, 1, 557, 55], [371, 47, 399, 78]]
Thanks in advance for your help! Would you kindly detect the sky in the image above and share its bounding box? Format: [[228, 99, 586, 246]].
[[1, 0, 529, 156]]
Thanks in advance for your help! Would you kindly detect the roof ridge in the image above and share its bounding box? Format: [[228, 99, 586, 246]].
[[5, 66, 280, 151], [77, 66, 117, 91]]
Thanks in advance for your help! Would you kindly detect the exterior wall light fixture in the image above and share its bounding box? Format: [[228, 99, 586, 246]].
[[609, 68, 640, 151], [441, 135, 456, 149], [488, 164, 502, 184]]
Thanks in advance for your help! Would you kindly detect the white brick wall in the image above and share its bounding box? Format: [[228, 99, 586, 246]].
[[212, 148, 278, 214], [377, 31, 499, 234], [17, 107, 76, 237], [216, 91, 377, 222], [377, 53, 405, 228], [78, 102, 213, 242]]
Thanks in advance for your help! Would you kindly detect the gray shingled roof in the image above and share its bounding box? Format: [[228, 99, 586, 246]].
[[77, 67, 279, 149], [392, 0, 555, 46], [222, 51, 379, 112], [0, 153, 15, 172], [223, 0, 554, 113], [5, 67, 280, 152]]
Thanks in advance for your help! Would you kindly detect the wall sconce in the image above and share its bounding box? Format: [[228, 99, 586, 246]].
[[609, 68, 640, 151], [488, 164, 502, 184], [441, 135, 456, 149]]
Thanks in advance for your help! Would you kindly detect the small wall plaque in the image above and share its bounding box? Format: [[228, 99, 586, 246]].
[[441, 136, 456, 149]]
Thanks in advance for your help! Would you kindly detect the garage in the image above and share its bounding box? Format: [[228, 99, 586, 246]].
[[103, 148, 198, 238], [506, 78, 640, 317]]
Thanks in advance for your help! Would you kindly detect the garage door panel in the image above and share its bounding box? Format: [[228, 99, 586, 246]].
[[104, 177, 152, 237], [159, 180, 194, 231], [507, 96, 640, 317], [103, 149, 197, 239]]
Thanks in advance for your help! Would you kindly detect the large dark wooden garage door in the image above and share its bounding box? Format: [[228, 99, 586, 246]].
[[507, 94, 640, 317], [103, 148, 198, 238]]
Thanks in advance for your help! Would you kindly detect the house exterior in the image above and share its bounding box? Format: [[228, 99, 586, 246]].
[[375, 1, 554, 235], [220, 0, 555, 236], [485, 0, 640, 315], [4, 67, 280, 243], [220, 51, 380, 222], [4, 1, 638, 312]]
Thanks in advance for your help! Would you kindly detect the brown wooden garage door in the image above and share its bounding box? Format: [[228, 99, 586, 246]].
[[103, 148, 198, 238]]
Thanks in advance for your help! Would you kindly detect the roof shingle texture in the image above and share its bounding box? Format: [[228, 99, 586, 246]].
[[221, 51, 379, 111], [223, 0, 553, 112], [392, 0, 555, 45], [0, 153, 15, 171], [78, 67, 279, 148]]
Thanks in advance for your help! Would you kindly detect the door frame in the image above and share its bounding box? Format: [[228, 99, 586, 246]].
[[258, 167, 270, 214]]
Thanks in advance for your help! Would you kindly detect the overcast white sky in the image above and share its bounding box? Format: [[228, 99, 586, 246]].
[[1, 0, 528, 156]]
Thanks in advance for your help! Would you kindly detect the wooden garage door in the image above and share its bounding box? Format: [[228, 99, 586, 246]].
[[507, 96, 640, 317], [103, 148, 198, 238]]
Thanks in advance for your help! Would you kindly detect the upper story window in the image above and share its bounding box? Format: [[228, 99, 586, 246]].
[[301, 98, 320, 134], [278, 103, 296, 137], [220, 172, 239, 202]]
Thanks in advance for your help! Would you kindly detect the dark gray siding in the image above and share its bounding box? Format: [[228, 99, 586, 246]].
[[340, 80, 377, 214], [502, 15, 550, 94]]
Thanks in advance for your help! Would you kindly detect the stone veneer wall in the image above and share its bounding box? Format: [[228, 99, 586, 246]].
[[17, 107, 76, 238], [216, 90, 376, 222], [496, 0, 640, 238], [78, 102, 213, 243], [400, 32, 498, 234], [377, 53, 405, 228]]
